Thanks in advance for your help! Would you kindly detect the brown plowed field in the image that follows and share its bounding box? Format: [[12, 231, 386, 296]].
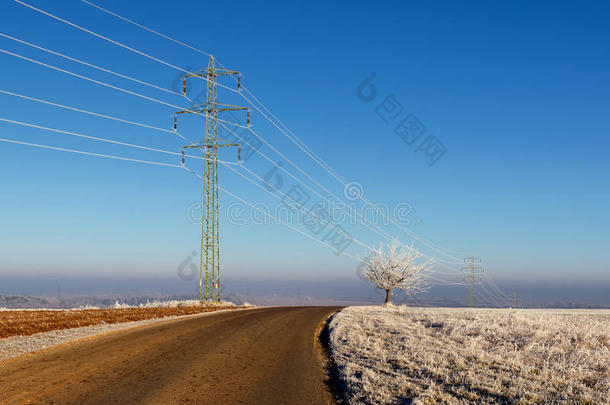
[[0, 305, 236, 338]]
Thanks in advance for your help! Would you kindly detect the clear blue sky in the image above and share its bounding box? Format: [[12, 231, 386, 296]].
[[0, 0, 608, 290]]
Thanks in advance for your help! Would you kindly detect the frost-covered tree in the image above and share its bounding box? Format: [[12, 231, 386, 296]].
[[362, 242, 433, 306]]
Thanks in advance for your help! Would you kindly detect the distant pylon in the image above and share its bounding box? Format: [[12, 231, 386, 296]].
[[175, 55, 248, 302], [513, 291, 520, 308], [461, 256, 484, 308]]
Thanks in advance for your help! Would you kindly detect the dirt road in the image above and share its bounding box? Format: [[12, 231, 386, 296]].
[[0, 306, 339, 405]]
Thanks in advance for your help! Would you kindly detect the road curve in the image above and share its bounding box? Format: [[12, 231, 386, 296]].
[[0, 306, 340, 405]]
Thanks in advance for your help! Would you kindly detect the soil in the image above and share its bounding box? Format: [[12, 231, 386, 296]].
[[0, 305, 236, 338]]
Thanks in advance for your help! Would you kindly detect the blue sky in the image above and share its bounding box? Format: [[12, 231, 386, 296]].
[[0, 0, 609, 292]]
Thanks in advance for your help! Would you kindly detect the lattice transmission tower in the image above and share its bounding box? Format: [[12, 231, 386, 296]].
[[461, 256, 484, 308], [175, 55, 249, 302]]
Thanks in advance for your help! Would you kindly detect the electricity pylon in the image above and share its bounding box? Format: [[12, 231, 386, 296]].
[[175, 55, 248, 302], [513, 291, 520, 308], [461, 256, 484, 308]]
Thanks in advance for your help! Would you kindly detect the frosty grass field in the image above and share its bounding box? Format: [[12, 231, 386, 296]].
[[329, 306, 610, 404]]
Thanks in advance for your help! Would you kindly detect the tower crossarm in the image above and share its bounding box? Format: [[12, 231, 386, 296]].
[[182, 61, 242, 93], [174, 103, 250, 129]]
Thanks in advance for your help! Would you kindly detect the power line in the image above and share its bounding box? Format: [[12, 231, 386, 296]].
[[476, 289, 497, 307], [184, 144, 460, 285], [80, 0, 212, 58], [3, 128, 370, 266], [0, 48, 183, 109], [11, 1, 474, 286], [0, 32, 184, 97], [422, 276, 470, 286], [0, 101, 464, 287], [13, 0, 237, 94], [218, 116, 462, 277], [2, 41, 398, 251], [214, 120, 398, 244], [476, 279, 504, 307], [2, 131, 459, 288], [65, 0, 467, 264], [0, 89, 183, 137], [477, 278, 508, 307], [0, 136, 181, 167], [234, 87, 470, 260], [76, 0, 471, 263], [220, 183, 366, 263], [483, 272, 511, 302], [177, 100, 399, 250], [4, 132, 367, 266], [76, 0, 348, 187], [215, 181, 461, 290], [0, 48, 247, 130], [0, 117, 240, 165], [221, 163, 372, 251], [183, 164, 366, 264]]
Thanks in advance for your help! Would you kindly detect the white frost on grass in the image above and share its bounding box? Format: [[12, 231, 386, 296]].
[[329, 306, 610, 404]]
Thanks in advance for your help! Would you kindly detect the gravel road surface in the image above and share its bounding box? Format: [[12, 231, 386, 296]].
[[0, 306, 339, 405]]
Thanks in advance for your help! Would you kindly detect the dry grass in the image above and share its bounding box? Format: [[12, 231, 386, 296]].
[[329, 306, 610, 404], [0, 302, 237, 338]]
